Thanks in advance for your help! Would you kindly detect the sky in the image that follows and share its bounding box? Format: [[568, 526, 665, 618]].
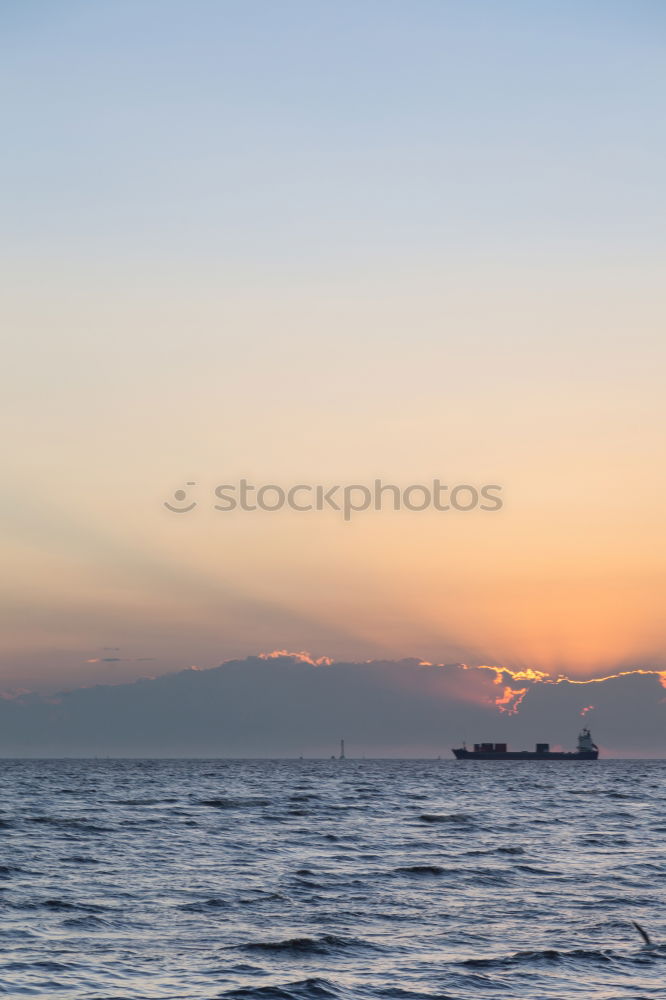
[[1, 2, 666, 711]]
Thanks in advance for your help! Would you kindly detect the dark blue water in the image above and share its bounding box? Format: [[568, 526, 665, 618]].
[[0, 759, 664, 999]]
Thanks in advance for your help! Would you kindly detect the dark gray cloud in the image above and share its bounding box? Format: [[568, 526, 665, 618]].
[[0, 655, 663, 757]]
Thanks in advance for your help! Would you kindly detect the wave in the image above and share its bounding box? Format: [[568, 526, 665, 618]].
[[62, 914, 110, 929], [418, 813, 473, 824], [516, 864, 563, 876], [25, 816, 111, 833], [3, 960, 79, 973], [463, 947, 614, 968], [111, 796, 178, 805], [179, 897, 231, 912], [58, 855, 100, 864], [217, 978, 345, 999], [7, 898, 111, 914], [198, 797, 271, 809], [43, 898, 108, 912], [242, 935, 365, 956], [0, 864, 24, 876], [395, 864, 445, 875]]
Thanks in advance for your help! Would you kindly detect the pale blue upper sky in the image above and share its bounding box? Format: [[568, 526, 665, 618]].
[[2, 0, 664, 278]]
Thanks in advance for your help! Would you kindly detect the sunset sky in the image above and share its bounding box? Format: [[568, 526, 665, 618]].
[[2, 1, 665, 695]]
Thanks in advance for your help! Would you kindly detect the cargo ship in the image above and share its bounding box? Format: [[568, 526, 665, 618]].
[[452, 727, 599, 760]]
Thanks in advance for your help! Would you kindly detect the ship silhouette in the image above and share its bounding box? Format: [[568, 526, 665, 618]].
[[452, 727, 599, 760]]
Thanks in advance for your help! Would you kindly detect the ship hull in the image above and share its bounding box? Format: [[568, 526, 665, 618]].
[[452, 749, 598, 760]]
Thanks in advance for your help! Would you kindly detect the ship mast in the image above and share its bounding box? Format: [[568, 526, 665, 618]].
[[339, 739, 345, 760]]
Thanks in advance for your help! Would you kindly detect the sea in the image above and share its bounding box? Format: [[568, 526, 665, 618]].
[[0, 758, 664, 999]]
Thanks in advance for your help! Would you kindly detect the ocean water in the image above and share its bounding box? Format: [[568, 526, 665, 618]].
[[0, 759, 664, 999]]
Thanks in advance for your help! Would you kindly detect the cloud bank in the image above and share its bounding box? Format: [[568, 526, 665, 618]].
[[0, 654, 663, 757]]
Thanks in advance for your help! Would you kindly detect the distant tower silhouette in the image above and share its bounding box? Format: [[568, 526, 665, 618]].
[[339, 739, 345, 760]]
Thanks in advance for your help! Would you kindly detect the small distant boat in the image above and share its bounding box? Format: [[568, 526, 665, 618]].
[[452, 727, 599, 760]]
